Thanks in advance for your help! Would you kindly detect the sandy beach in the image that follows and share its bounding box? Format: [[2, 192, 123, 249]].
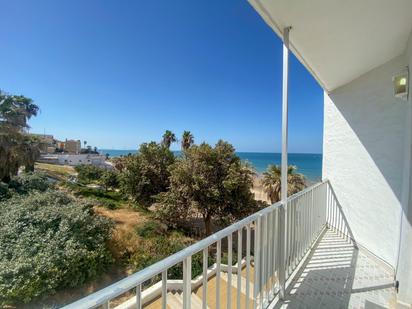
[[251, 174, 271, 203]]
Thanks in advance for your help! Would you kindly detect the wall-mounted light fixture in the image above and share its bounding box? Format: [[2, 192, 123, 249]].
[[393, 67, 409, 101]]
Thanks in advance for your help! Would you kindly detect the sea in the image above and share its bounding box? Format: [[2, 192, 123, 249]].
[[100, 150, 322, 182]]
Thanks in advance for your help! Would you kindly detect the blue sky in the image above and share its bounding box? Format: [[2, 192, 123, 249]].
[[0, 0, 323, 153]]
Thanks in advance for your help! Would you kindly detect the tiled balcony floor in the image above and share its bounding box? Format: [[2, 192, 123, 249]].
[[277, 229, 396, 309]]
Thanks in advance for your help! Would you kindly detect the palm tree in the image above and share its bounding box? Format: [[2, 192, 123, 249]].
[[0, 91, 39, 182], [162, 130, 176, 148], [262, 165, 306, 204], [20, 135, 41, 172], [181, 130, 194, 151]]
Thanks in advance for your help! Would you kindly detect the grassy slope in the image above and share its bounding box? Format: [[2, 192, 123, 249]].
[[35, 162, 76, 180]]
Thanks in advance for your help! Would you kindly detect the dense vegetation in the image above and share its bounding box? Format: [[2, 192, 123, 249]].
[[75, 164, 104, 183], [0, 173, 113, 305], [75, 163, 119, 188], [8, 172, 50, 194], [100, 169, 119, 190], [131, 220, 210, 282]]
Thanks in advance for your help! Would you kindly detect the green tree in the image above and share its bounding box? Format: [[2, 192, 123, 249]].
[[100, 170, 119, 191], [0, 91, 40, 182], [75, 164, 104, 184], [156, 140, 260, 235], [262, 165, 306, 204], [181, 130, 194, 151], [161, 130, 176, 149], [113, 156, 127, 172], [120, 142, 175, 206]]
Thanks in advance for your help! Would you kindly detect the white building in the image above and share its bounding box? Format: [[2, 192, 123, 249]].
[[39, 153, 108, 167], [64, 139, 81, 154], [63, 1, 412, 308], [57, 154, 106, 166]]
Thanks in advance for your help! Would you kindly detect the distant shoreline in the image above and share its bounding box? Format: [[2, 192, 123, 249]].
[[99, 149, 322, 156], [101, 149, 323, 182]]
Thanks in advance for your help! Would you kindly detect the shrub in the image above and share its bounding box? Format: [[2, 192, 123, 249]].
[[130, 231, 218, 282], [120, 142, 175, 206], [75, 164, 104, 184], [0, 172, 49, 201], [0, 190, 113, 305], [136, 220, 167, 238], [129, 232, 201, 281], [8, 172, 49, 193], [0, 183, 11, 201], [102, 200, 117, 210], [70, 186, 125, 209]]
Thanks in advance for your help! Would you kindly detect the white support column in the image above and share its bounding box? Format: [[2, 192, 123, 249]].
[[278, 26, 291, 300]]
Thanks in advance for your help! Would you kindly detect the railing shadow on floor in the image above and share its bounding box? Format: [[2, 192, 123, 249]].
[[325, 181, 358, 248], [272, 181, 361, 309], [272, 181, 395, 309], [275, 228, 358, 309]]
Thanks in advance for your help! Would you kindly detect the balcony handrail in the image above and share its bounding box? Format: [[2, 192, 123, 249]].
[[62, 180, 328, 309]]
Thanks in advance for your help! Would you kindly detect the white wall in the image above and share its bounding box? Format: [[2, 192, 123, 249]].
[[323, 55, 409, 270], [57, 154, 106, 166], [396, 30, 412, 305]]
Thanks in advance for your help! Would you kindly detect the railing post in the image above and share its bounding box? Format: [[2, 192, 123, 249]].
[[237, 229, 242, 309], [253, 217, 261, 309], [183, 256, 192, 309], [279, 25, 291, 301], [227, 234, 232, 309], [216, 240, 221, 309], [246, 225, 251, 309], [136, 284, 142, 309], [202, 248, 208, 309], [277, 205, 286, 300], [162, 270, 167, 309]]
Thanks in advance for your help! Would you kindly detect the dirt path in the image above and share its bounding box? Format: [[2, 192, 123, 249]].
[[95, 206, 144, 229], [94, 206, 147, 262]]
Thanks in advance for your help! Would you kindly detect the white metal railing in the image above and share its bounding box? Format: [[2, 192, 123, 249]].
[[325, 180, 355, 242], [62, 180, 331, 309]]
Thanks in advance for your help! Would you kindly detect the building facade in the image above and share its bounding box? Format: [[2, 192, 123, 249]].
[[64, 139, 81, 154]]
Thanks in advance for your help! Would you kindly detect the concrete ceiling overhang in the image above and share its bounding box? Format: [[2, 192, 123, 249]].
[[248, 0, 412, 92]]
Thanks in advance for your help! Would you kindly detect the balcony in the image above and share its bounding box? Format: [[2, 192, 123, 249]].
[[63, 181, 396, 309]]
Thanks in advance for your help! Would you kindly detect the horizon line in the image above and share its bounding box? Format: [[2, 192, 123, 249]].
[[99, 148, 323, 155]]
